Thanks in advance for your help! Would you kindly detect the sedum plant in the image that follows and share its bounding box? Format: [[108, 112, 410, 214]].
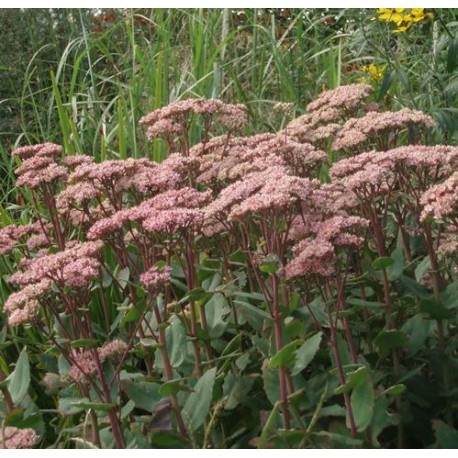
[[1, 85, 458, 449]]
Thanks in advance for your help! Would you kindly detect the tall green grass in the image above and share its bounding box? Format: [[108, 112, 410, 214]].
[[6, 9, 353, 162]]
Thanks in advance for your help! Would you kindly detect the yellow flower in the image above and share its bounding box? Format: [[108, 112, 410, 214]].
[[410, 8, 433, 22], [373, 8, 433, 33], [393, 23, 412, 33], [362, 63, 386, 82]]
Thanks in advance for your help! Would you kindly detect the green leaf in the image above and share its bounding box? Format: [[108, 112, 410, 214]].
[[59, 397, 86, 416], [259, 262, 279, 274], [221, 333, 243, 357], [378, 68, 396, 99], [269, 339, 302, 369], [159, 379, 192, 396], [262, 362, 280, 405], [387, 247, 404, 281], [419, 298, 452, 320], [309, 431, 363, 448], [433, 420, 458, 448], [335, 366, 368, 395], [204, 293, 230, 339], [124, 380, 162, 412], [182, 367, 216, 432], [71, 401, 117, 412], [371, 257, 394, 270], [223, 373, 254, 410], [374, 330, 407, 351], [116, 266, 130, 289], [291, 332, 322, 376], [180, 287, 208, 303], [7, 348, 30, 403], [402, 313, 431, 357], [399, 275, 432, 299], [440, 280, 458, 310], [257, 401, 281, 448], [155, 316, 187, 369], [70, 339, 99, 348], [415, 256, 431, 282], [397, 67, 409, 91], [381, 384, 406, 396], [233, 300, 271, 330], [370, 397, 399, 446], [447, 35, 458, 73], [150, 431, 190, 449], [346, 297, 384, 308], [351, 376, 374, 432]]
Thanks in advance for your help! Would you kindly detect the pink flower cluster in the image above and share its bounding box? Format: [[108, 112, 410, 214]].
[[140, 265, 172, 291], [87, 187, 212, 240], [307, 83, 373, 114], [12, 142, 62, 159], [8, 241, 103, 289], [333, 108, 435, 151], [283, 214, 368, 279], [0, 223, 40, 256], [69, 340, 128, 382], [139, 98, 248, 141], [421, 171, 458, 221], [331, 145, 458, 198], [195, 134, 327, 185], [3, 279, 51, 326], [285, 84, 373, 146], [0, 427, 38, 449]]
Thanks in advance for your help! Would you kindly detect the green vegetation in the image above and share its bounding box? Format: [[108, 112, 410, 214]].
[[1, 8, 458, 449]]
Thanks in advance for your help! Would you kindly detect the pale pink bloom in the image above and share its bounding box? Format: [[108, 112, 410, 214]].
[[139, 99, 248, 135], [0, 224, 38, 255], [26, 233, 50, 250], [8, 241, 103, 287], [282, 239, 336, 278], [421, 171, 458, 221], [333, 108, 434, 151], [61, 257, 100, 287], [99, 340, 128, 362], [56, 182, 99, 215], [16, 163, 68, 189], [12, 142, 62, 159], [307, 84, 373, 113], [3, 279, 51, 326], [62, 154, 94, 167], [0, 427, 38, 449], [142, 208, 205, 233], [68, 349, 98, 382], [140, 265, 172, 291], [15, 156, 53, 176]]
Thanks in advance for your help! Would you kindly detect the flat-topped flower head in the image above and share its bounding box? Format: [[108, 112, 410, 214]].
[[282, 238, 336, 278], [8, 241, 103, 287], [87, 187, 212, 240], [62, 154, 94, 168], [0, 427, 38, 449], [16, 163, 68, 189], [67, 158, 180, 197], [0, 223, 39, 256], [140, 265, 172, 291], [421, 171, 458, 221], [139, 98, 248, 141], [3, 279, 51, 326], [333, 108, 434, 151], [12, 142, 62, 159], [99, 340, 128, 362], [306, 84, 373, 114]]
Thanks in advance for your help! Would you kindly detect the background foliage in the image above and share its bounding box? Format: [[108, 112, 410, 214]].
[[1, 8, 458, 449]]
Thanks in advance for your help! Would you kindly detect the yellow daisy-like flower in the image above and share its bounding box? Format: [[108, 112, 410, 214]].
[[374, 8, 433, 33], [362, 63, 386, 82]]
